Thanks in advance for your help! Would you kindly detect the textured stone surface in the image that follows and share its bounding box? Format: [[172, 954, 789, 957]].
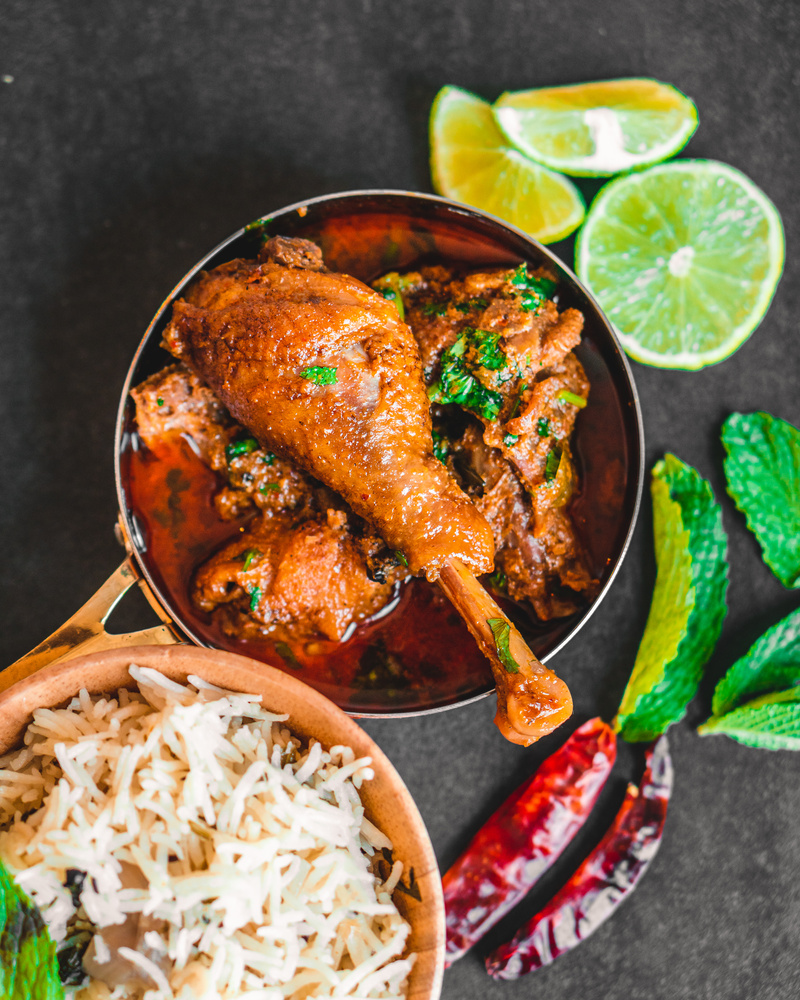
[[1, 1, 798, 997]]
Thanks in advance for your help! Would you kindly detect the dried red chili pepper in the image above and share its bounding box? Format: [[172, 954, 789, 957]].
[[442, 716, 616, 965], [486, 735, 673, 980]]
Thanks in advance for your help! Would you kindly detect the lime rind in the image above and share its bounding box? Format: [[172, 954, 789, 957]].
[[576, 159, 785, 370], [430, 85, 586, 244], [494, 79, 698, 177]]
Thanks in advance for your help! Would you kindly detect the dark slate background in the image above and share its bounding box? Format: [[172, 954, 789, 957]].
[[2, 1, 798, 997]]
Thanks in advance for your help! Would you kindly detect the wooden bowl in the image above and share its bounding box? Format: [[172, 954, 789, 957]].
[[0, 644, 444, 1000]]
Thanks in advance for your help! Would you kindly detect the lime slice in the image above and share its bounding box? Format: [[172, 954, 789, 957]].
[[576, 160, 785, 369], [430, 85, 585, 244], [494, 79, 698, 177]]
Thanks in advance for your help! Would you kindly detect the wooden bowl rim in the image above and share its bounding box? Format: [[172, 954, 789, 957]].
[[0, 644, 444, 1000]]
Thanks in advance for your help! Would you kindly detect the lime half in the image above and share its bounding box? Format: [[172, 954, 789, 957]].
[[576, 160, 785, 369], [430, 85, 585, 244], [494, 79, 698, 177]]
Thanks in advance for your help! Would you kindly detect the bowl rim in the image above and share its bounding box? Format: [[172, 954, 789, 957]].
[[0, 643, 445, 1000], [114, 188, 645, 718]]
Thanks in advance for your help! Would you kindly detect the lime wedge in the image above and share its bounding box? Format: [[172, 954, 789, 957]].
[[494, 79, 698, 177], [576, 160, 785, 369], [430, 85, 585, 244]]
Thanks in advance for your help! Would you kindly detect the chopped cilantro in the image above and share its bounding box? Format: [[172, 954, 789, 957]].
[[300, 366, 338, 385], [395, 550, 408, 566], [537, 417, 550, 437], [428, 330, 504, 422], [469, 328, 506, 371], [226, 437, 259, 461], [509, 383, 529, 419], [156, 397, 164, 407], [261, 453, 276, 465], [509, 264, 557, 312], [557, 389, 587, 408], [544, 446, 562, 482], [487, 617, 520, 674], [503, 433, 520, 447], [259, 483, 280, 493], [422, 301, 450, 316], [432, 430, 449, 464], [241, 548, 260, 570], [488, 568, 507, 591], [455, 297, 488, 313], [249, 587, 262, 612]]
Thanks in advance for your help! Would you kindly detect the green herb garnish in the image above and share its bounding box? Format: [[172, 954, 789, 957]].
[[300, 366, 338, 385], [722, 411, 800, 588], [249, 587, 262, 612], [509, 383, 528, 420], [614, 454, 728, 742], [395, 551, 408, 567], [455, 297, 488, 313], [241, 548, 260, 571], [428, 331, 504, 422], [156, 397, 164, 407], [274, 640, 302, 670], [469, 328, 506, 372], [557, 389, 587, 409], [0, 858, 63, 1000], [259, 483, 280, 493], [422, 301, 450, 317], [261, 452, 276, 466], [509, 264, 557, 312], [544, 447, 562, 482], [487, 569, 507, 591], [226, 437, 259, 461], [487, 617, 520, 674], [503, 433, 519, 447], [431, 430, 449, 464], [537, 417, 550, 437]]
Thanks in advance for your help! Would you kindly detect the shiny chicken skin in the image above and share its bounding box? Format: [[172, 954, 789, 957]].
[[163, 237, 495, 580]]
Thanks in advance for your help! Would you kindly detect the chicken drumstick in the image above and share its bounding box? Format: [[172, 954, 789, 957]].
[[163, 236, 572, 744]]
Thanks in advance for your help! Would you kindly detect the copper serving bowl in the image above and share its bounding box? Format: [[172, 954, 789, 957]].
[[3, 190, 644, 718], [0, 644, 444, 999]]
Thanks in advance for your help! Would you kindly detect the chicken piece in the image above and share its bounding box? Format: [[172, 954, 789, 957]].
[[164, 237, 571, 745], [131, 364, 233, 471], [163, 236, 495, 580], [193, 510, 397, 641]]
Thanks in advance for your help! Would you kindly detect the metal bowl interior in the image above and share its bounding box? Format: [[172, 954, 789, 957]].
[[115, 190, 644, 718], [0, 644, 444, 1000]]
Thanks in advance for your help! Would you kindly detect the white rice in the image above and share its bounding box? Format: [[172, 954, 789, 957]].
[[0, 665, 415, 999]]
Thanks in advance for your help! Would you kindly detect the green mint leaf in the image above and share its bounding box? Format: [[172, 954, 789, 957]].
[[300, 366, 338, 385], [722, 411, 800, 588], [615, 454, 729, 742], [699, 688, 800, 750], [711, 605, 800, 717], [487, 617, 520, 674], [0, 860, 64, 1000]]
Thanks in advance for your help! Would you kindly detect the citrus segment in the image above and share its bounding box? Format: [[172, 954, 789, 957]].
[[430, 86, 585, 244], [576, 160, 784, 369], [494, 79, 698, 177]]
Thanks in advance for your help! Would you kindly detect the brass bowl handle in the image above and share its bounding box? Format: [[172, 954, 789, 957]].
[[1, 558, 181, 693]]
